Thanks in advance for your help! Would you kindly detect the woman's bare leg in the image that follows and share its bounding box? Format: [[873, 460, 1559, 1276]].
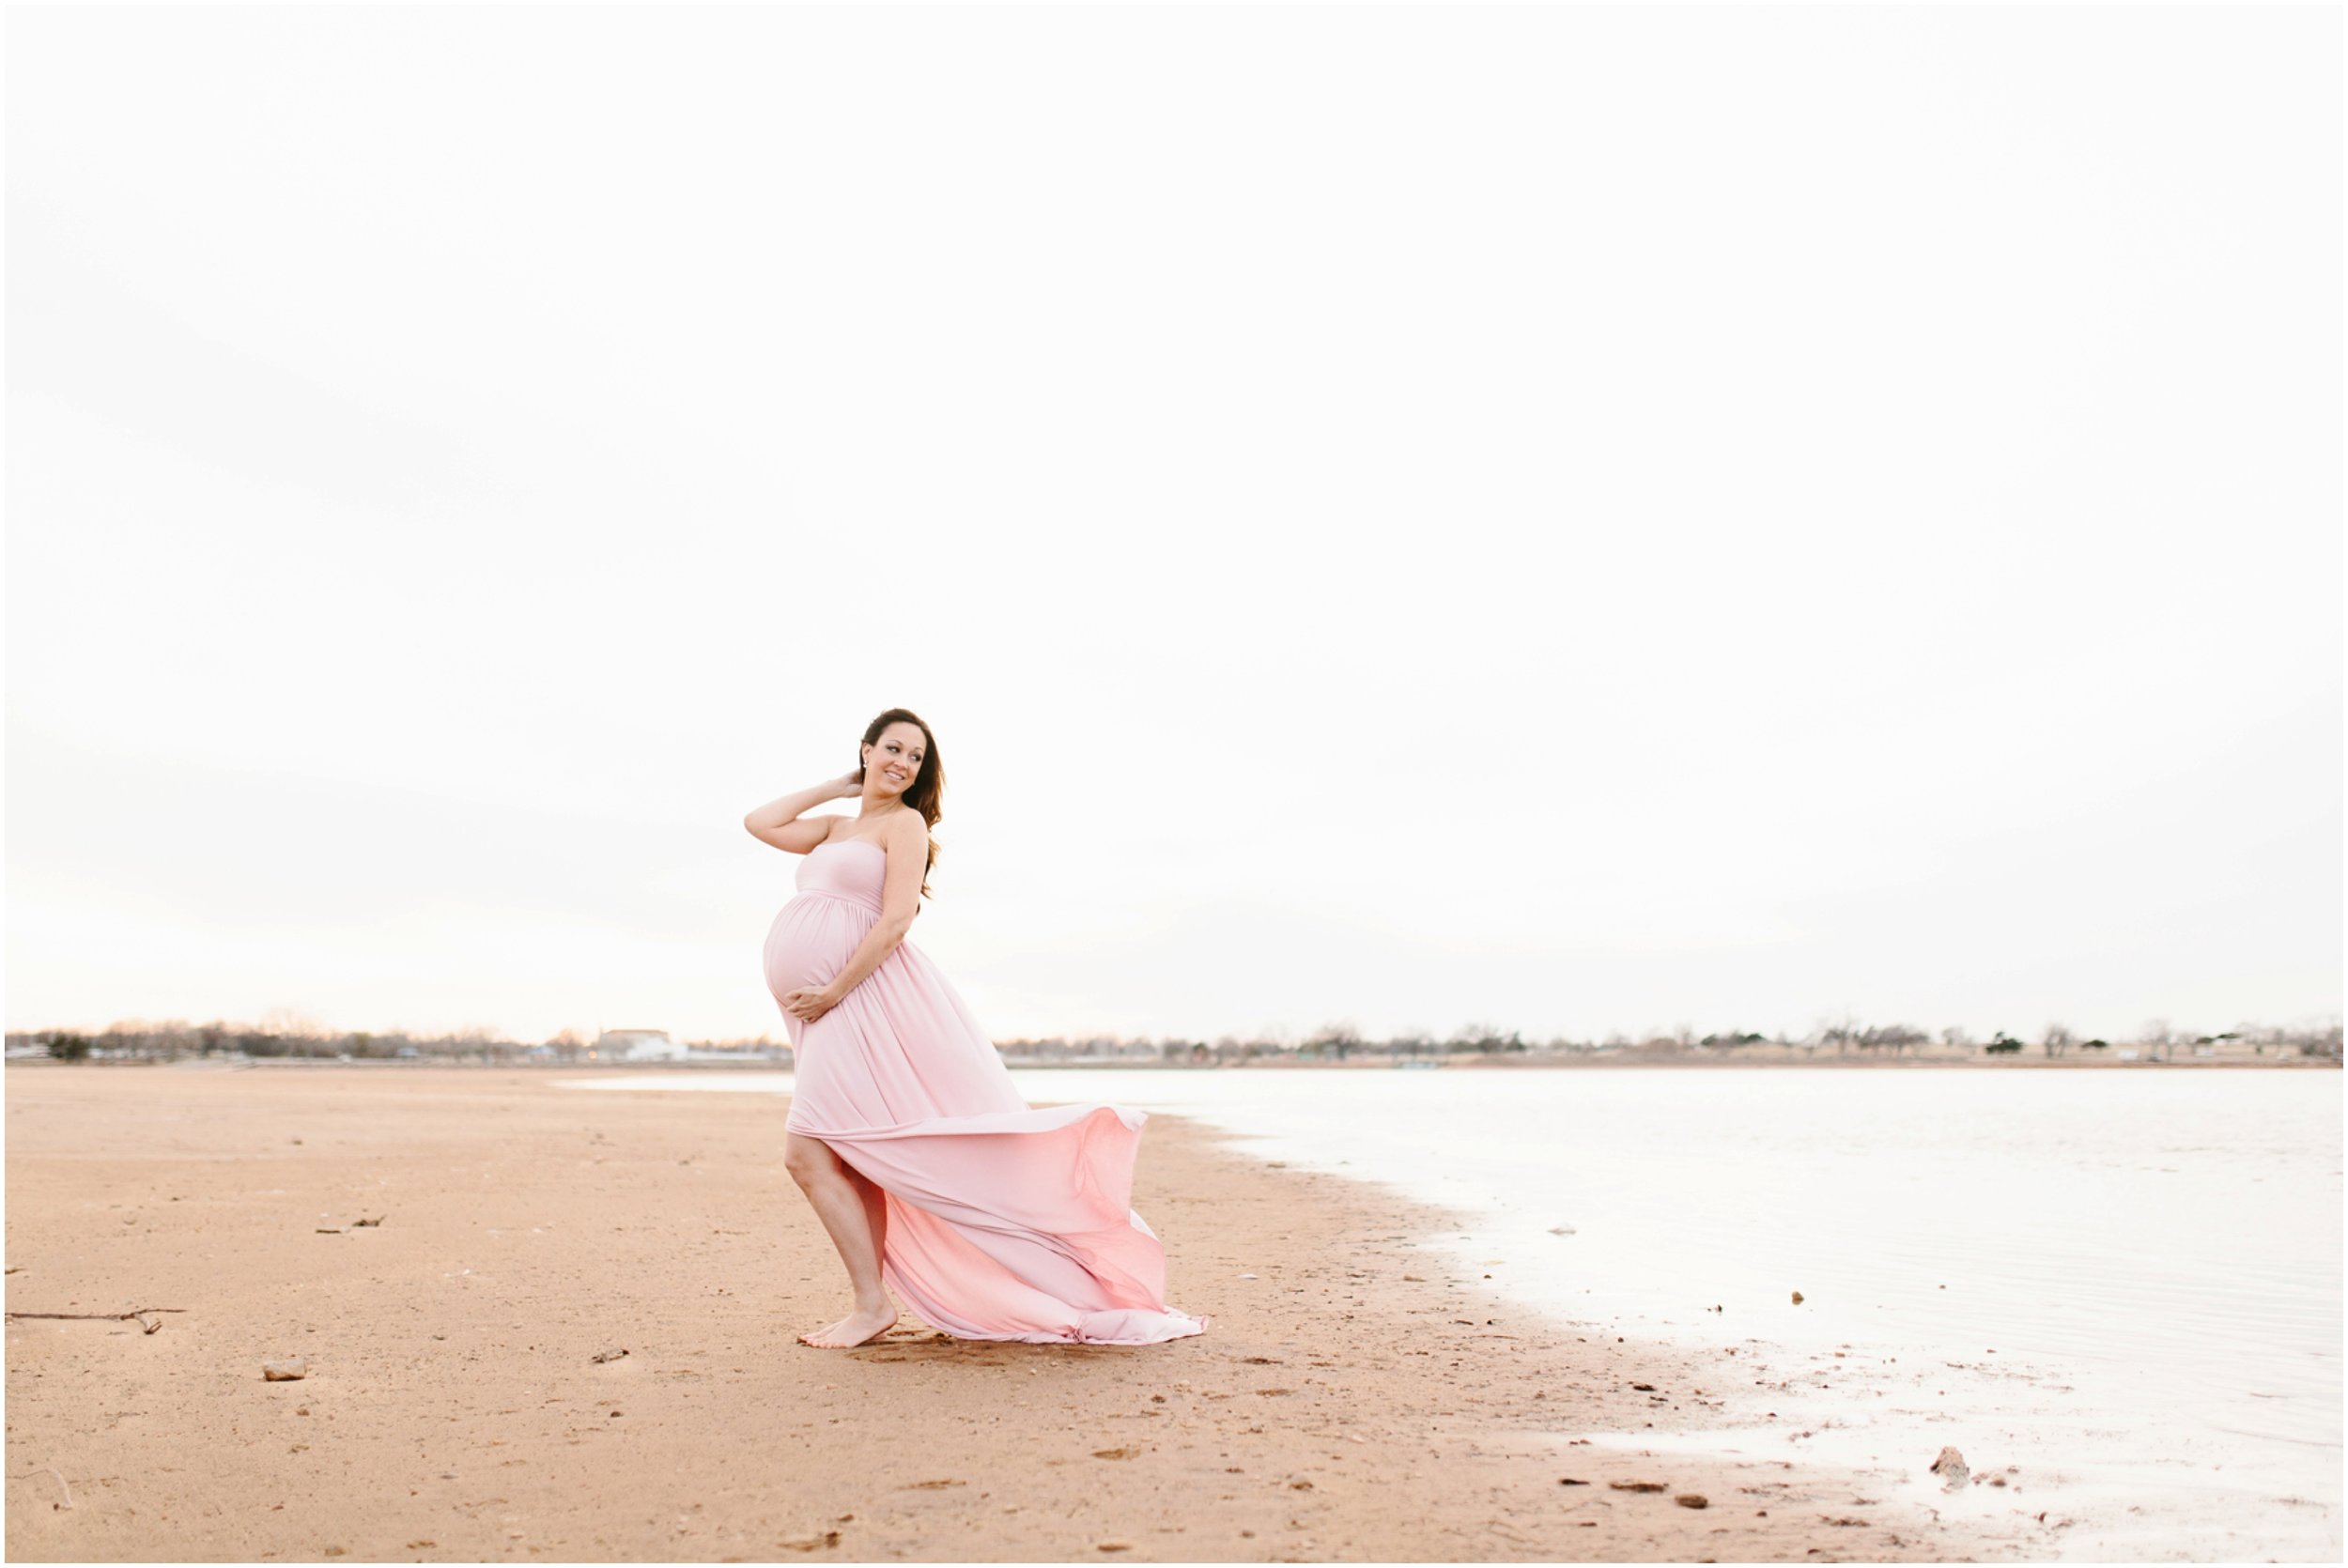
[[851, 1162, 889, 1268], [782, 1131, 899, 1347]]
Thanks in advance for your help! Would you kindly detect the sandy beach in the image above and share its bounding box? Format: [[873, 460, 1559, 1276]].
[[5, 1066, 2046, 1562]]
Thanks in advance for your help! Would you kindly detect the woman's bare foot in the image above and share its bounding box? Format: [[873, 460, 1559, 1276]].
[[797, 1303, 898, 1348]]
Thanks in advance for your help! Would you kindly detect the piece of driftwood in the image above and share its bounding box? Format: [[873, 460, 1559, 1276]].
[[11, 1308, 185, 1333]]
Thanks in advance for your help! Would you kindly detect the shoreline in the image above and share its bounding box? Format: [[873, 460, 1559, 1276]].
[[8, 1068, 2047, 1560]]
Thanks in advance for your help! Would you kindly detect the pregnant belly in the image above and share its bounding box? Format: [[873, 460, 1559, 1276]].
[[764, 898, 863, 999]]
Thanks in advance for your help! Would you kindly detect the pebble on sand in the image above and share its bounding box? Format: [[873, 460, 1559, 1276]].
[[261, 1360, 308, 1381], [1675, 1495, 1708, 1509], [1929, 1446, 1970, 1490]]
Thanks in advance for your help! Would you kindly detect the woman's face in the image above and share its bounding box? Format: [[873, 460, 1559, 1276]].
[[863, 723, 927, 798]]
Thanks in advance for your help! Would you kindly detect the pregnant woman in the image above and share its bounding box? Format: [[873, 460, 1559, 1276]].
[[745, 707, 1209, 1350]]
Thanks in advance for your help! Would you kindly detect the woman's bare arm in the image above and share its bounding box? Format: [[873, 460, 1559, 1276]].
[[745, 774, 859, 853]]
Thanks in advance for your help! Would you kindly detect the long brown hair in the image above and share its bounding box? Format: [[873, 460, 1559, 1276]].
[[857, 707, 943, 899]]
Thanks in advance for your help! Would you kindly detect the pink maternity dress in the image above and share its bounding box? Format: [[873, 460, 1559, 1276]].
[[763, 838, 1208, 1345]]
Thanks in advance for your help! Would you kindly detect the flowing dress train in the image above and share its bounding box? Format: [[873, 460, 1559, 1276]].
[[763, 839, 1208, 1345]]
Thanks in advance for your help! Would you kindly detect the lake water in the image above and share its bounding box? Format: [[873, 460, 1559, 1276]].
[[564, 1065, 2341, 1561]]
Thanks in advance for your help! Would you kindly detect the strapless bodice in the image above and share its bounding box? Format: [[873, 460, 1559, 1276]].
[[793, 839, 886, 915]]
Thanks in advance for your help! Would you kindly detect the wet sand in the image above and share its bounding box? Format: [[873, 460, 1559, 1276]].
[[5, 1066, 2040, 1562]]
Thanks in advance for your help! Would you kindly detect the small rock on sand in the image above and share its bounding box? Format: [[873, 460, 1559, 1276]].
[[262, 1360, 308, 1381], [590, 1347, 628, 1363], [1791, 1290, 1805, 1304], [1676, 1494, 1708, 1509], [1609, 1481, 1668, 1493], [1929, 1446, 1970, 1490], [1095, 1543, 1132, 1554]]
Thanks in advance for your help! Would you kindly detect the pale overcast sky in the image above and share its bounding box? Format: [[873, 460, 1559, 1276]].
[[7, 4, 2340, 1048]]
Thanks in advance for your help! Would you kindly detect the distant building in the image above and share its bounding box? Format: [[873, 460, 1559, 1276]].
[[599, 1029, 687, 1062]]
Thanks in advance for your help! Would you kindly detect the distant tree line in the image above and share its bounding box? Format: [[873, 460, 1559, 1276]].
[[5, 1017, 587, 1063], [974, 1016, 2341, 1064], [8, 1014, 2339, 1065]]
